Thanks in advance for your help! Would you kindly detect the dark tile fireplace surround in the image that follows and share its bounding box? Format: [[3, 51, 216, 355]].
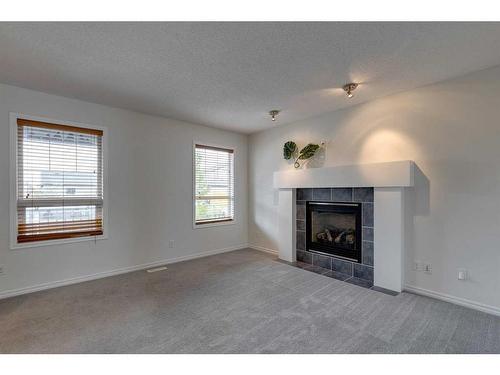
[[296, 187, 375, 289]]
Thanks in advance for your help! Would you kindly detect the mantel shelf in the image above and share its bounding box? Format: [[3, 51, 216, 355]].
[[273, 160, 415, 189]]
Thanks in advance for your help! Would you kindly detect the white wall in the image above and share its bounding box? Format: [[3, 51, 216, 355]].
[[249, 65, 500, 311], [0, 83, 248, 296]]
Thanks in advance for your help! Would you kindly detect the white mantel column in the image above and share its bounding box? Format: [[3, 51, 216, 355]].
[[277, 188, 296, 263], [374, 188, 406, 292]]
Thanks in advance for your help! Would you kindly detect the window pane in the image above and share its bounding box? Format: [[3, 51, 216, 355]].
[[196, 199, 234, 221], [24, 205, 98, 225], [20, 126, 101, 199], [17, 120, 104, 242], [195, 145, 234, 223]]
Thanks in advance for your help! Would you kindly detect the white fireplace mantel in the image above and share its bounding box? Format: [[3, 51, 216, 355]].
[[273, 160, 415, 189], [274, 160, 415, 293]]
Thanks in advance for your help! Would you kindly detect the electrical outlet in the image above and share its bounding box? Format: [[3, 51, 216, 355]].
[[414, 261, 432, 274], [168, 240, 175, 248], [458, 268, 468, 280]]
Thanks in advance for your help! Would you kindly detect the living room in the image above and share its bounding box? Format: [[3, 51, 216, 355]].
[[1, 1, 499, 370]]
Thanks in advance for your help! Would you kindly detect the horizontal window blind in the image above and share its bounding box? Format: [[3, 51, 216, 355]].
[[194, 144, 234, 224], [16, 118, 104, 243]]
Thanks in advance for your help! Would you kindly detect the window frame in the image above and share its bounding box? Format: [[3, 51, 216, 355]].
[[9, 112, 108, 249], [192, 141, 236, 229]]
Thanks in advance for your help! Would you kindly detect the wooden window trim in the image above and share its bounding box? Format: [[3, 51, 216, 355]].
[[18, 219, 103, 234], [17, 118, 103, 136], [18, 230, 104, 243], [195, 218, 234, 225]]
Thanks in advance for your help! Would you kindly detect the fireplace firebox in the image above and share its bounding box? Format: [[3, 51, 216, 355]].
[[306, 201, 362, 263]]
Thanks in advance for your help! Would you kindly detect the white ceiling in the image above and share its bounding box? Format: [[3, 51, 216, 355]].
[[1, 22, 500, 133]]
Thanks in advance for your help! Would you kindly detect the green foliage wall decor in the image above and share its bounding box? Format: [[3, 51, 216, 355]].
[[283, 141, 323, 168], [283, 141, 297, 160], [298, 143, 320, 160]]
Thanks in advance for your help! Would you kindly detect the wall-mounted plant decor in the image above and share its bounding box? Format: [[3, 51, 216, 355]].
[[283, 141, 323, 169], [283, 141, 297, 160]]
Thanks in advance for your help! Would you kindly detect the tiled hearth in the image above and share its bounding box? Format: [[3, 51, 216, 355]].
[[295, 187, 375, 289]]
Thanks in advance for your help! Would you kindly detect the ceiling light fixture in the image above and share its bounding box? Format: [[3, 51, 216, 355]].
[[343, 83, 358, 98], [269, 110, 280, 122]]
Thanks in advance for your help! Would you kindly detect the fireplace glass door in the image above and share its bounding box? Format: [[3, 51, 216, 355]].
[[306, 201, 362, 262]]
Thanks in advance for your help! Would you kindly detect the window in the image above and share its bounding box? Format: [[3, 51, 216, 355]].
[[15, 118, 105, 244], [194, 144, 234, 225]]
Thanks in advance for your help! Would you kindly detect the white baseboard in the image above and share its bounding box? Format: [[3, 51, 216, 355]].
[[404, 284, 500, 317], [0, 244, 248, 300], [249, 244, 278, 255]]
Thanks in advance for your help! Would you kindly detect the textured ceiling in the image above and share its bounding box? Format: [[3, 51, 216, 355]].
[[1, 22, 500, 133]]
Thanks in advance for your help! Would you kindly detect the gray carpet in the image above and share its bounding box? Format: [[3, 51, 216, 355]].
[[0, 248, 499, 353]]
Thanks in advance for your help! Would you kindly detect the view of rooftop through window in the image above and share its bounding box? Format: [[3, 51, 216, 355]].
[[16, 119, 104, 242]]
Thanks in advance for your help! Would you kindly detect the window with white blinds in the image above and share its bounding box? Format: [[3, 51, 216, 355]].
[[16, 118, 104, 243], [194, 144, 234, 225]]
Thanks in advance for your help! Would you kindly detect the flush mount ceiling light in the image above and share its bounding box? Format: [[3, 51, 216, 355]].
[[269, 110, 280, 122], [343, 83, 358, 98]]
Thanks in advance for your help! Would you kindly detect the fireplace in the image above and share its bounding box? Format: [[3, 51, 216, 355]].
[[306, 201, 362, 263]]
